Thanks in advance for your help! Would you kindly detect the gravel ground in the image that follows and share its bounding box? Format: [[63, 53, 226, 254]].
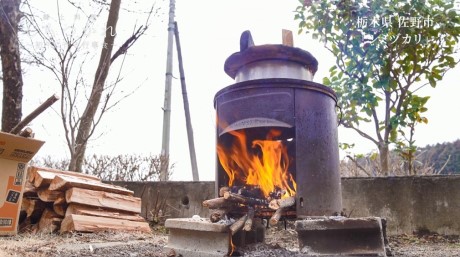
[[0, 224, 459, 256]]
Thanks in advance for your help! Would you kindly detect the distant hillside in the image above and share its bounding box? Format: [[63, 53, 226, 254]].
[[418, 139, 460, 174]]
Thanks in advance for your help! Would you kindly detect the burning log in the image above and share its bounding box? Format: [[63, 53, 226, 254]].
[[229, 214, 248, 236], [235, 186, 264, 199], [243, 207, 254, 231], [223, 191, 268, 207], [268, 196, 295, 210], [269, 208, 285, 225], [202, 197, 236, 209], [204, 186, 295, 229], [209, 209, 229, 223]]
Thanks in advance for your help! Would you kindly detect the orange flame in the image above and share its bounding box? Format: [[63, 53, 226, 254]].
[[229, 236, 235, 256], [217, 128, 296, 198]]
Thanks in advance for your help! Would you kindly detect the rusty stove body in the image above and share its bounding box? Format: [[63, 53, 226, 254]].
[[214, 36, 342, 218]]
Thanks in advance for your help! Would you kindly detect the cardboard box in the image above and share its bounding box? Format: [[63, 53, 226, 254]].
[[0, 132, 44, 236]]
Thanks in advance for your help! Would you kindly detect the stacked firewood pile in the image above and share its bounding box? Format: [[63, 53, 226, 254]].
[[20, 166, 151, 234], [202, 186, 296, 235]]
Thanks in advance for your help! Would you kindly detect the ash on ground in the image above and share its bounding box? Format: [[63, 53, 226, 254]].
[[0, 222, 459, 257]]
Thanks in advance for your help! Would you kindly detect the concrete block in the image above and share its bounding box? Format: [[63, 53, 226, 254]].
[[164, 218, 231, 257], [295, 217, 386, 256]]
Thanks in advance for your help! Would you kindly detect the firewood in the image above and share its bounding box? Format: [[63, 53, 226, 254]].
[[19, 217, 39, 234], [10, 94, 59, 135], [241, 188, 264, 200], [269, 208, 285, 225], [53, 195, 67, 216], [66, 187, 141, 214], [229, 214, 248, 236], [209, 209, 228, 223], [202, 197, 236, 209], [28, 165, 100, 182], [23, 181, 37, 197], [256, 209, 296, 219], [30, 167, 100, 188], [60, 214, 151, 234], [49, 175, 133, 196], [37, 188, 64, 202], [22, 198, 49, 221], [38, 208, 62, 233], [219, 186, 230, 197], [19, 217, 34, 233], [243, 207, 255, 231], [223, 191, 268, 207], [19, 127, 34, 138], [268, 196, 295, 210], [65, 203, 146, 222]]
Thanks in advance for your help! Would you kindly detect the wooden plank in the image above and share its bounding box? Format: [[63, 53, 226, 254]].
[[65, 203, 145, 222], [65, 187, 141, 214], [49, 175, 133, 196], [60, 214, 151, 234], [37, 188, 64, 202], [38, 208, 62, 233], [30, 166, 100, 188]]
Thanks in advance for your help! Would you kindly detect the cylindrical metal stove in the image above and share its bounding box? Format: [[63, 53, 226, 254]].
[[214, 37, 342, 218]]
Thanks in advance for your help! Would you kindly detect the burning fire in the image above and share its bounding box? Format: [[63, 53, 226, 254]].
[[217, 128, 296, 198]]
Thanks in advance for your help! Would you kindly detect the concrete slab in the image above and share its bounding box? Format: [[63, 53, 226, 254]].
[[164, 218, 231, 257], [295, 216, 386, 256]]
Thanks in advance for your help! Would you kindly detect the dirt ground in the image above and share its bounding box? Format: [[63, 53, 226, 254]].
[[0, 224, 459, 257]]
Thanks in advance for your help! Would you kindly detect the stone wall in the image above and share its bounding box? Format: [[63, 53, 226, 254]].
[[110, 181, 215, 221], [110, 175, 460, 235], [341, 175, 460, 235]]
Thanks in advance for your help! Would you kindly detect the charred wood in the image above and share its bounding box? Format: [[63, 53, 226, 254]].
[[209, 209, 228, 223], [229, 214, 248, 236], [223, 192, 268, 207], [243, 207, 255, 231]]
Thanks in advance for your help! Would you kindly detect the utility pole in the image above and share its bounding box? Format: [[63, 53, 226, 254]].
[[174, 22, 199, 181], [160, 0, 175, 181]]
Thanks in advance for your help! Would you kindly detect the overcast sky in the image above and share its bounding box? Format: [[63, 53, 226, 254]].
[[22, 0, 460, 181]]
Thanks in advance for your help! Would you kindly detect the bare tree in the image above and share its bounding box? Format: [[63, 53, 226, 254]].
[[21, 0, 154, 172], [85, 154, 174, 181], [70, 0, 121, 172], [0, 0, 23, 131]]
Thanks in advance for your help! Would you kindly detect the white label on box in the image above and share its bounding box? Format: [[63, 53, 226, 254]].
[[14, 163, 26, 186], [0, 218, 13, 227]]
